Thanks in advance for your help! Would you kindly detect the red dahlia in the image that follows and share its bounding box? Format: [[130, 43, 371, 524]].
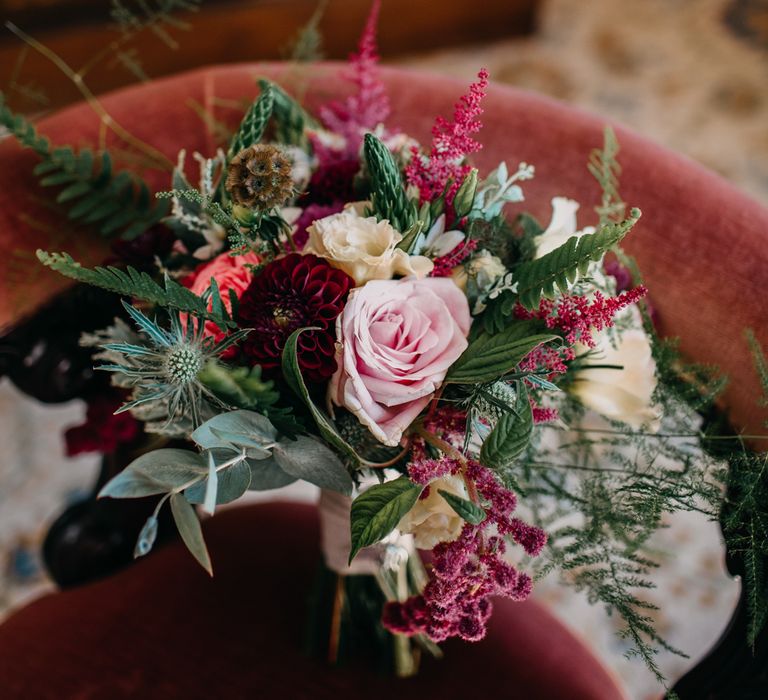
[[237, 253, 354, 381]]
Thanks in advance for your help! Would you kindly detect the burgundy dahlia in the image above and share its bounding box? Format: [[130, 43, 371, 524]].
[[237, 253, 354, 381]]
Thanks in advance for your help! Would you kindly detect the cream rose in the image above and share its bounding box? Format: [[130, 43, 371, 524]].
[[330, 277, 471, 446], [398, 475, 468, 549], [305, 205, 433, 285], [572, 328, 660, 429]]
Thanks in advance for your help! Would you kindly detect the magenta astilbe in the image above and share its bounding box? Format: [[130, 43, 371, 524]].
[[383, 460, 546, 643], [405, 69, 489, 204], [430, 238, 477, 277], [518, 344, 576, 378], [531, 403, 559, 424], [407, 457, 462, 486], [515, 286, 648, 348], [319, 0, 389, 153]]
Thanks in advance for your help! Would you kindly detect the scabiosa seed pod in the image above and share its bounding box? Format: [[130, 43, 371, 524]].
[[225, 144, 294, 210], [237, 253, 354, 382]]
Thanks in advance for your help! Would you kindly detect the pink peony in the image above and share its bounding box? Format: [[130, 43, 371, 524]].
[[184, 250, 260, 346], [330, 278, 471, 446]]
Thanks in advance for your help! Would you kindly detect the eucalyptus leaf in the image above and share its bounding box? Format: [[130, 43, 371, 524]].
[[99, 448, 207, 499], [170, 493, 212, 575], [272, 435, 353, 495], [282, 328, 361, 465], [191, 410, 277, 451], [134, 515, 159, 558], [246, 455, 298, 491], [438, 490, 487, 525], [185, 458, 252, 505], [349, 477, 423, 563], [202, 451, 219, 515]]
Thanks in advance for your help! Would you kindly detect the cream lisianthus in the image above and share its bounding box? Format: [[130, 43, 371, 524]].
[[534, 197, 595, 259], [398, 475, 468, 549], [572, 328, 660, 429], [305, 204, 433, 285]]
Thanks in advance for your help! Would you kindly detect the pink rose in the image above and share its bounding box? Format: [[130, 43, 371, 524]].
[[184, 250, 260, 345], [330, 278, 471, 446]]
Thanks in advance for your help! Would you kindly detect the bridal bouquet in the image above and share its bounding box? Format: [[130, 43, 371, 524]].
[[3, 1, 766, 687]]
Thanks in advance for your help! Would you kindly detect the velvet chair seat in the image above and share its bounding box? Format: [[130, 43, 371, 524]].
[[0, 502, 625, 699]]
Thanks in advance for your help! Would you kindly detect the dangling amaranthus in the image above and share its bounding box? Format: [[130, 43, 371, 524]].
[[226, 144, 294, 210]]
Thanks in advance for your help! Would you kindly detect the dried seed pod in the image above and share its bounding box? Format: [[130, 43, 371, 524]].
[[225, 144, 294, 210]]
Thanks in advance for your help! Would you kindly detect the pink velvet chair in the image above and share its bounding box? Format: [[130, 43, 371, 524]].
[[1, 63, 766, 698]]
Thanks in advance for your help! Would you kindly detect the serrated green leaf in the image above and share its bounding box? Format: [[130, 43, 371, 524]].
[[446, 325, 559, 385], [349, 477, 423, 563], [438, 489, 486, 525], [480, 384, 533, 469], [170, 493, 213, 575]]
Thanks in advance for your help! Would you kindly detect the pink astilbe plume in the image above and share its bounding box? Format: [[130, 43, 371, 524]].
[[515, 286, 648, 348], [405, 68, 489, 204], [319, 0, 390, 153], [383, 459, 546, 643], [430, 238, 478, 277]]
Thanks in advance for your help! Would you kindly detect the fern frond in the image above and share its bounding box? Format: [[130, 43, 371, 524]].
[[363, 133, 418, 234], [36, 250, 236, 329], [513, 208, 641, 310], [0, 92, 169, 240], [228, 83, 274, 157]]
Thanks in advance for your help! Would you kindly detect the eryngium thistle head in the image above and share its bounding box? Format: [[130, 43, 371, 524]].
[[226, 144, 294, 210], [163, 344, 204, 385]]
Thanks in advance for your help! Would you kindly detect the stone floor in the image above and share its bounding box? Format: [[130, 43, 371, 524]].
[[0, 1, 764, 698]]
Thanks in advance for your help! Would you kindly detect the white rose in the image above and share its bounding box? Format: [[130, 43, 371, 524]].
[[535, 197, 595, 259], [398, 475, 468, 549], [571, 328, 660, 429], [305, 204, 433, 285], [453, 249, 507, 292]]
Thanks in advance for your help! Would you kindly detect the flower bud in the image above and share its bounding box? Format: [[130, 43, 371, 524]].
[[453, 168, 478, 220]]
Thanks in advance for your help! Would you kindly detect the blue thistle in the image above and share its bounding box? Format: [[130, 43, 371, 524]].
[[99, 301, 249, 429]]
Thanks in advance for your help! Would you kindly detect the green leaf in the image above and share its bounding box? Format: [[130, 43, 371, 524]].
[[246, 455, 298, 491], [272, 435, 353, 495], [134, 515, 159, 558], [37, 251, 236, 329], [191, 409, 277, 455], [363, 133, 417, 234], [446, 325, 559, 385], [513, 209, 641, 310], [170, 493, 213, 576], [438, 489, 486, 525], [282, 327, 362, 465], [480, 384, 533, 469], [185, 453, 252, 505], [228, 82, 274, 157], [99, 449, 207, 499], [349, 477, 423, 563]]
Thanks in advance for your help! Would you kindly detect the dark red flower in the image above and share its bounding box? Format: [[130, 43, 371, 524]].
[[65, 394, 141, 457], [237, 253, 354, 382], [305, 157, 360, 205]]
